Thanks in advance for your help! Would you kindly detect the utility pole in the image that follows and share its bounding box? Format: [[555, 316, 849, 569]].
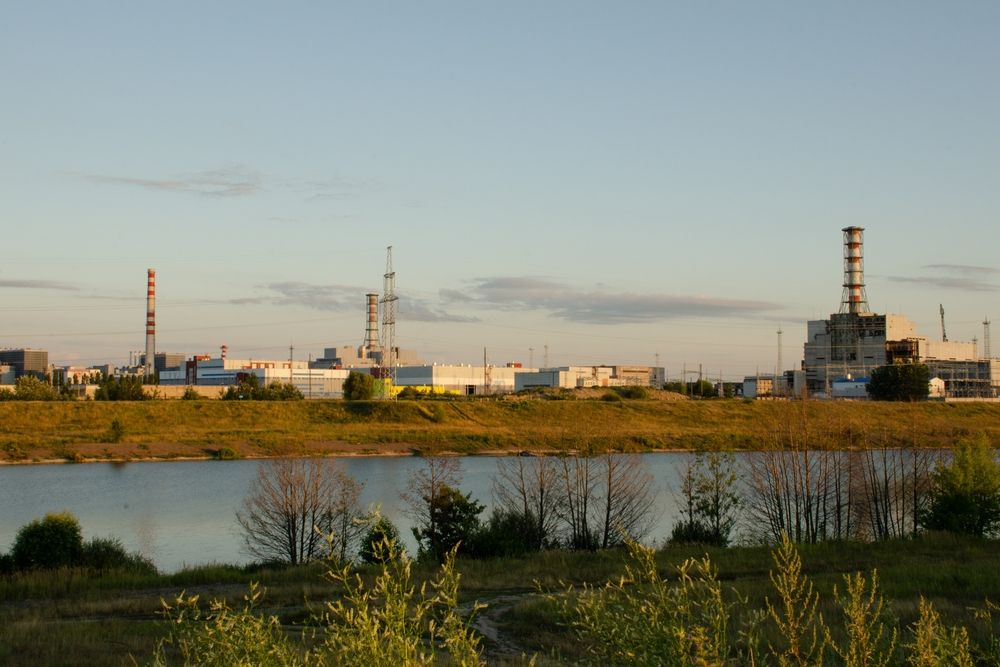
[[308, 353, 312, 399], [529, 347, 534, 369], [985, 318, 992, 360], [289, 344, 294, 385]]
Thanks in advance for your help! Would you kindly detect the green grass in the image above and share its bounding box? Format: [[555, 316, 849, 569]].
[[3, 534, 1000, 665], [2, 398, 999, 462]]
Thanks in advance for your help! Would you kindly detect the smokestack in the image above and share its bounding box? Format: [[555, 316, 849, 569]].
[[840, 227, 869, 314], [220, 344, 228, 361], [145, 268, 156, 376], [364, 292, 379, 355]]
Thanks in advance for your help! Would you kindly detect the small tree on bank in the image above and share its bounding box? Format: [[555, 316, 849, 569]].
[[343, 371, 375, 400], [922, 437, 1000, 538], [12, 512, 83, 569]]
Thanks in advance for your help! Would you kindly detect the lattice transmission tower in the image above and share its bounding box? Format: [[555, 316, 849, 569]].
[[380, 246, 399, 399]]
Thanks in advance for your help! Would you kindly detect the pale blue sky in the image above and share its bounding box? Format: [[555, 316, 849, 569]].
[[2, 2, 998, 379]]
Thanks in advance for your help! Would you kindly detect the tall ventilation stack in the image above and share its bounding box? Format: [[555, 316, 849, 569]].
[[145, 268, 156, 377], [839, 227, 869, 314], [363, 293, 380, 358]]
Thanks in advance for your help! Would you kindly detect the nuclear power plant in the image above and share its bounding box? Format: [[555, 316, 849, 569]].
[[802, 228, 999, 398], [3, 236, 997, 400]]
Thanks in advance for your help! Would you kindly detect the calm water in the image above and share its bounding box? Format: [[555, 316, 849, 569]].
[[0, 455, 690, 572]]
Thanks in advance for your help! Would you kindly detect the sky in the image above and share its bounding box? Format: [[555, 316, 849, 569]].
[[2, 2, 999, 380]]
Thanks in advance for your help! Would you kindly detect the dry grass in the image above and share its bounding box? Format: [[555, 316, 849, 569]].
[[1, 399, 998, 463]]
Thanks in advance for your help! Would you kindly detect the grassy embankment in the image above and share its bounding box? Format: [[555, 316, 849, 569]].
[[2, 534, 1000, 665], [1, 398, 999, 463]]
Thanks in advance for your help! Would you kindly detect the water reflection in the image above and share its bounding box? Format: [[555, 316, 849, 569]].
[[0, 455, 687, 573]]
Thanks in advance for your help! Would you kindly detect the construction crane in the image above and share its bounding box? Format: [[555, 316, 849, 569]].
[[940, 304, 948, 342]]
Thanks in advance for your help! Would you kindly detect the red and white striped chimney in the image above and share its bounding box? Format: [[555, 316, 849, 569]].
[[145, 268, 156, 376]]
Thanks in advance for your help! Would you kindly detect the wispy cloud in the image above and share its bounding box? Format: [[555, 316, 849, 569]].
[[75, 166, 379, 202], [886, 275, 999, 292], [231, 282, 476, 323], [885, 263, 1000, 292], [79, 165, 262, 197], [923, 264, 1000, 276], [0, 278, 78, 291], [441, 277, 781, 324]]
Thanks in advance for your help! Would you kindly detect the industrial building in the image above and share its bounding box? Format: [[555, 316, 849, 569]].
[[0, 348, 49, 380], [310, 292, 423, 370], [514, 365, 665, 391], [802, 227, 998, 398], [391, 364, 525, 395], [160, 357, 350, 398]]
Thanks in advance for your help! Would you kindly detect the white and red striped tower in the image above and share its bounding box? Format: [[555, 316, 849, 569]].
[[363, 292, 380, 357], [840, 227, 869, 314], [145, 268, 156, 376]]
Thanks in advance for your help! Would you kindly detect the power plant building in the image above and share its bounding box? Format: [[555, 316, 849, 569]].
[[0, 348, 49, 380], [515, 365, 666, 391], [160, 357, 351, 398], [803, 228, 998, 398], [391, 364, 525, 395]]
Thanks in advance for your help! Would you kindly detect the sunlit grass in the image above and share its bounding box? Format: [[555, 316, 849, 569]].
[[2, 399, 998, 462]]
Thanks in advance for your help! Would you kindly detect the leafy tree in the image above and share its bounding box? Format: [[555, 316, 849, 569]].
[[12, 375, 60, 401], [922, 437, 1000, 537], [12, 512, 84, 570], [221, 374, 303, 401], [468, 508, 542, 559], [359, 514, 404, 565], [81, 536, 156, 574], [412, 484, 484, 562], [343, 371, 375, 401], [867, 363, 930, 401], [670, 451, 741, 547], [95, 375, 147, 401]]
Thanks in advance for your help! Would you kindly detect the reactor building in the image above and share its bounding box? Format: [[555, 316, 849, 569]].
[[802, 227, 998, 398]]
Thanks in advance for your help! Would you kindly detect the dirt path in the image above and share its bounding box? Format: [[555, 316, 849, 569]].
[[461, 591, 542, 664]]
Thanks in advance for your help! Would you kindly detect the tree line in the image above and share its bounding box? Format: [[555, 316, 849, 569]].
[[237, 437, 1000, 569]]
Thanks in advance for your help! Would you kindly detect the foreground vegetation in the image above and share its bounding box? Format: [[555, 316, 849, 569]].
[[3, 534, 1000, 665], [2, 397, 999, 462]]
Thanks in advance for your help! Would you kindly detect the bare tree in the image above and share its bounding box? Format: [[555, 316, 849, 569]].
[[555, 454, 599, 549], [854, 431, 935, 540], [493, 455, 563, 549], [236, 459, 363, 565], [553, 452, 657, 549]]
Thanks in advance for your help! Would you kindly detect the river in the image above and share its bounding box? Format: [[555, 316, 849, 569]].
[[0, 455, 690, 572]]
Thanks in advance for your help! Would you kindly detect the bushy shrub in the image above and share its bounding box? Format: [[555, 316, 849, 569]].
[[95, 375, 148, 400], [12, 512, 84, 570], [922, 437, 1000, 537], [343, 371, 375, 401], [613, 385, 649, 399], [181, 386, 202, 400], [105, 418, 126, 443], [469, 509, 543, 559], [0, 552, 14, 575], [81, 536, 157, 575], [669, 519, 726, 546], [358, 516, 404, 565], [216, 446, 240, 460], [221, 374, 303, 401], [600, 391, 622, 402]]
